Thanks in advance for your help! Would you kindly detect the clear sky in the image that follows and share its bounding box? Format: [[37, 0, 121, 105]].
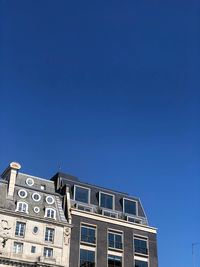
[[1, 1, 200, 266]]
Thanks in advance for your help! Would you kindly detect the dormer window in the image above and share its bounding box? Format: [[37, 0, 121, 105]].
[[18, 189, 27, 199], [123, 198, 137, 216], [16, 202, 28, 213], [45, 208, 56, 219], [74, 186, 90, 204], [26, 178, 34, 186], [99, 192, 114, 210], [32, 193, 41, 202]]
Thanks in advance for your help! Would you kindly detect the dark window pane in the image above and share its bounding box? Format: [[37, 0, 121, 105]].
[[80, 249, 95, 267], [135, 260, 148, 267], [75, 187, 89, 203], [108, 254, 122, 267], [124, 199, 136, 215], [134, 239, 148, 255], [100, 193, 113, 209], [81, 227, 95, 244], [108, 233, 122, 250]]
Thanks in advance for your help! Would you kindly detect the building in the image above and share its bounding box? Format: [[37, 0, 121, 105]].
[[0, 162, 71, 267], [51, 172, 158, 267]]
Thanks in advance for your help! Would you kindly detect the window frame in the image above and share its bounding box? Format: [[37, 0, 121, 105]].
[[99, 191, 115, 210], [15, 222, 26, 237], [16, 201, 28, 213], [44, 207, 56, 219], [45, 227, 55, 243], [80, 224, 96, 245], [134, 259, 148, 267], [123, 198, 138, 216], [32, 192, 41, 202], [13, 242, 23, 254], [44, 247, 53, 258], [79, 248, 96, 267], [18, 189, 27, 199], [134, 235, 149, 256], [108, 229, 123, 251], [108, 254, 123, 267], [77, 204, 93, 212], [26, 178, 34, 186], [102, 209, 118, 218], [46, 195, 55, 205], [31, 246, 36, 253], [127, 216, 142, 224], [74, 185, 91, 204]]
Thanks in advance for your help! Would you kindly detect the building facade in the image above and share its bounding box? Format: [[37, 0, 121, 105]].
[[0, 162, 71, 267], [51, 172, 158, 267]]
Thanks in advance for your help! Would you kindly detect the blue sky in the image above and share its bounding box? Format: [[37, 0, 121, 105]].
[[1, 1, 200, 266]]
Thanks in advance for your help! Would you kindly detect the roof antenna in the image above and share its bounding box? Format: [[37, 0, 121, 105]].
[[58, 165, 61, 172]]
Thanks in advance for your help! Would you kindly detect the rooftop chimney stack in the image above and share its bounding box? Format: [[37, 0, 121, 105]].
[[1, 162, 21, 199]]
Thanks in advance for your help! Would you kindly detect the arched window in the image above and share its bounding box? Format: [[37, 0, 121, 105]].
[[45, 208, 56, 219], [16, 202, 28, 213]]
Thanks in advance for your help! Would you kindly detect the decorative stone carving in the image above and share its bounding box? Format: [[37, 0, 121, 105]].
[[0, 220, 11, 250], [64, 227, 70, 245]]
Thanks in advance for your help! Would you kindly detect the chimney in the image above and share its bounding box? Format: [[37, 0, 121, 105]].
[[1, 162, 21, 199]]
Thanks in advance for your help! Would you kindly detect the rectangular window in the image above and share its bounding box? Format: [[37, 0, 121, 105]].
[[77, 204, 92, 212], [127, 217, 142, 224], [31, 246, 36, 253], [44, 247, 53, 258], [15, 222, 26, 237], [80, 249, 95, 267], [13, 242, 23, 254], [103, 211, 117, 218], [108, 231, 123, 250], [135, 260, 148, 267], [134, 237, 148, 255], [81, 225, 96, 244], [100, 192, 114, 210], [108, 254, 122, 267], [45, 228, 54, 242], [124, 199, 137, 215], [75, 186, 89, 204]]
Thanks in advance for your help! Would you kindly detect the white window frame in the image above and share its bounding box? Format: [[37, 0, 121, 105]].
[[80, 223, 97, 245], [74, 185, 91, 204], [15, 222, 26, 237], [45, 227, 55, 243], [46, 195, 55, 205], [33, 226, 39, 235], [18, 189, 27, 199], [123, 197, 138, 216], [34, 206, 40, 213], [102, 209, 118, 218], [127, 216, 142, 224], [13, 242, 23, 254], [26, 178, 34, 186], [108, 229, 123, 251], [44, 207, 56, 220], [134, 235, 149, 256], [32, 193, 41, 202], [99, 191, 115, 210], [16, 202, 28, 213], [77, 204, 93, 212], [44, 247, 53, 258]]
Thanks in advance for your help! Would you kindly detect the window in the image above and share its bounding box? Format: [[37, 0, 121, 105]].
[[80, 249, 95, 267], [127, 217, 141, 224], [26, 178, 34, 186], [45, 208, 56, 219], [134, 237, 148, 255], [13, 242, 23, 254], [34, 207, 40, 213], [123, 199, 137, 215], [45, 228, 54, 242], [33, 226, 38, 234], [135, 260, 148, 267], [108, 255, 122, 267], [100, 192, 114, 210], [16, 202, 28, 213], [77, 204, 92, 212], [44, 247, 53, 258], [108, 231, 123, 250], [18, 189, 27, 199], [32, 193, 41, 202], [31, 246, 36, 253], [81, 225, 96, 244], [103, 210, 117, 218], [46, 196, 55, 204], [15, 222, 26, 237], [75, 186, 89, 204]]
